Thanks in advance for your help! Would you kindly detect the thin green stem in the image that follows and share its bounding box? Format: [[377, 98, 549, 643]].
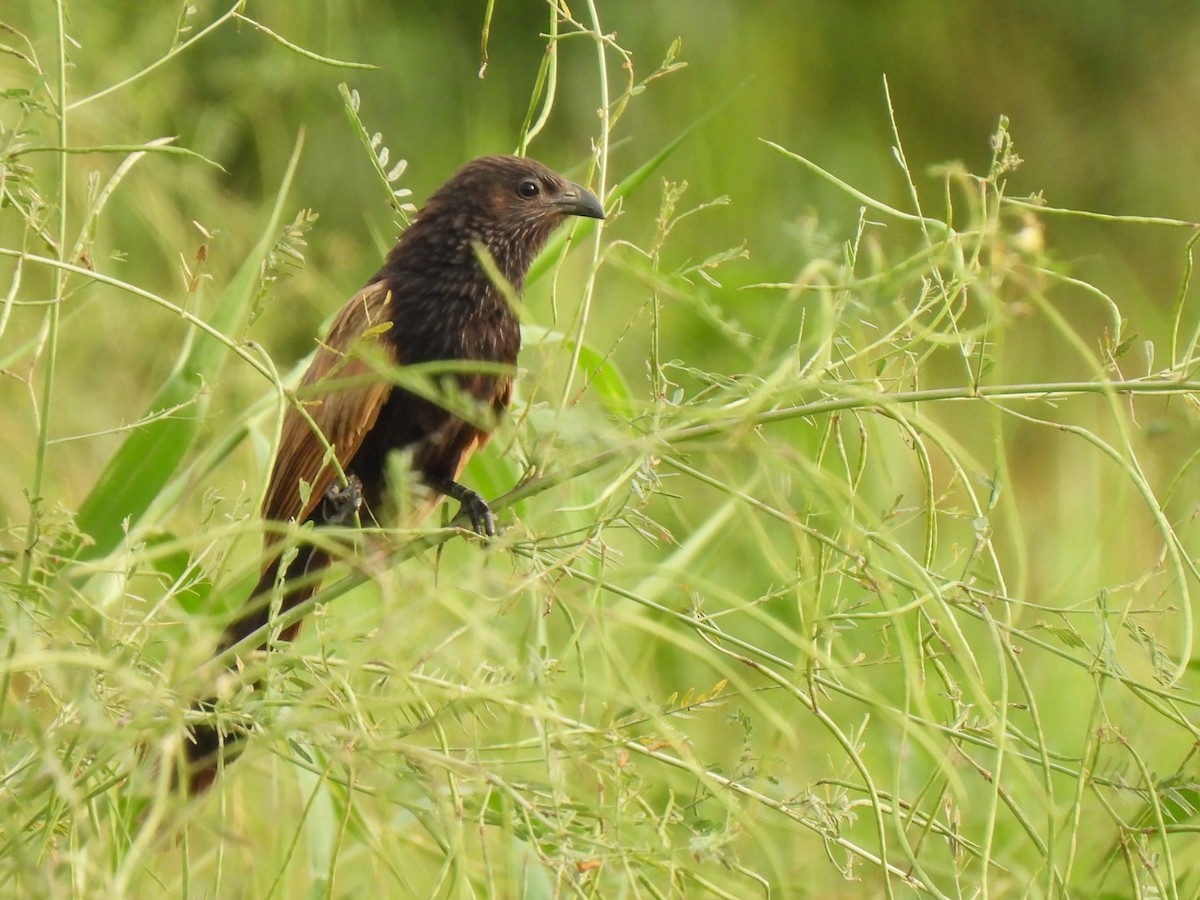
[[21, 0, 69, 587]]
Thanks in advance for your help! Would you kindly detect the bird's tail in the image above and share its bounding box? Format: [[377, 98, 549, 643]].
[[182, 543, 329, 794]]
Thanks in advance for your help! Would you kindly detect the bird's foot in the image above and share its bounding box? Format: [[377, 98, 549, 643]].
[[457, 490, 497, 537], [426, 477, 497, 537], [322, 474, 364, 527]]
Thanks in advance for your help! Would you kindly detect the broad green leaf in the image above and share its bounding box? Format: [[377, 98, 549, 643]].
[[69, 138, 306, 561]]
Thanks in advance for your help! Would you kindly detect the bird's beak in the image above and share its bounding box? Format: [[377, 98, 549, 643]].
[[553, 182, 606, 220]]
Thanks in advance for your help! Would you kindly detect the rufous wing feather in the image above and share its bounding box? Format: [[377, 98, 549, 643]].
[[263, 281, 398, 530]]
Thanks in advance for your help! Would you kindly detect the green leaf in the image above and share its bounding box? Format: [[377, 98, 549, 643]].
[[522, 324, 635, 418], [143, 532, 212, 612], [67, 137, 306, 562]]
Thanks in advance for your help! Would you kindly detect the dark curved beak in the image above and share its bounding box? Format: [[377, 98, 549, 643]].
[[553, 182, 606, 220]]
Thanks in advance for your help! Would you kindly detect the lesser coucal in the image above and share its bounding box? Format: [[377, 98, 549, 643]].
[[184, 155, 604, 791]]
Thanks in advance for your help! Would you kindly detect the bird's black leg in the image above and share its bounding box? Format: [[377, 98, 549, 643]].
[[425, 476, 496, 537], [321, 474, 364, 527]]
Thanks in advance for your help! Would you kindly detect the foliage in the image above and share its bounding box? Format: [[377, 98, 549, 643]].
[[4, 3, 1200, 898]]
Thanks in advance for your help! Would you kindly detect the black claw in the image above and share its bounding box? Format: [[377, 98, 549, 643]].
[[460, 492, 496, 537], [426, 477, 497, 537], [322, 474, 364, 526]]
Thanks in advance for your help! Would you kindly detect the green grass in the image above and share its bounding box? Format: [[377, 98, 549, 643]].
[[5, 4, 1200, 898]]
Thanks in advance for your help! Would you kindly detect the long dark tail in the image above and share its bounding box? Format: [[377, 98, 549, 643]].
[[182, 544, 329, 793]]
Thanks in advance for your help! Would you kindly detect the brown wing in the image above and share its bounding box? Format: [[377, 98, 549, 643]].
[[262, 280, 398, 530]]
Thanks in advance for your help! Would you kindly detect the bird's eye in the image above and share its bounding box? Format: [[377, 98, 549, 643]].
[[518, 180, 541, 199]]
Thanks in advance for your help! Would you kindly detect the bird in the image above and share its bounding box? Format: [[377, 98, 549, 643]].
[[182, 155, 605, 792]]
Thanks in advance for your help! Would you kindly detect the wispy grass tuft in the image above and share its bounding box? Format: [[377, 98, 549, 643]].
[[3, 5, 1200, 898]]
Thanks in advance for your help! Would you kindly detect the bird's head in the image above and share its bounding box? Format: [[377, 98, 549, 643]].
[[398, 155, 605, 288]]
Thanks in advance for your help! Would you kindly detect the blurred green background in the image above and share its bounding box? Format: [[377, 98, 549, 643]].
[[5, 2, 1200, 897]]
